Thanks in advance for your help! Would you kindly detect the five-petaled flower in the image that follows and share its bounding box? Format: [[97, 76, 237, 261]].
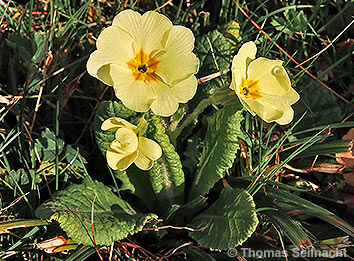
[[230, 41, 300, 125], [102, 117, 162, 171], [87, 10, 199, 117]]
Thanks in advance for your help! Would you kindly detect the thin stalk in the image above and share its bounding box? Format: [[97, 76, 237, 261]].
[[28, 0, 34, 31], [55, 92, 60, 191], [250, 126, 329, 196], [256, 120, 263, 178], [170, 86, 234, 144], [108, 167, 120, 197]]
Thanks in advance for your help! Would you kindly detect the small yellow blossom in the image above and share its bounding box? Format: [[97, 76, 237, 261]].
[[102, 117, 162, 171], [87, 10, 199, 117], [230, 41, 300, 125]]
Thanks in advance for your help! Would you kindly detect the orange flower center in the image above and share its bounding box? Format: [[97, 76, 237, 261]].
[[126, 49, 160, 82], [239, 77, 262, 99]]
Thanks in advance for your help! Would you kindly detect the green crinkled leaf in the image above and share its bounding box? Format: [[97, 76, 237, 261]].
[[32, 32, 46, 63], [294, 82, 342, 131], [220, 20, 242, 47], [195, 30, 233, 75], [6, 33, 36, 62], [189, 187, 258, 250], [147, 114, 185, 210], [191, 30, 233, 108], [4, 169, 41, 187], [35, 128, 64, 162], [64, 145, 87, 168], [183, 128, 204, 175], [271, 9, 308, 34], [120, 165, 157, 210], [35, 177, 157, 246], [94, 101, 137, 156], [190, 104, 243, 198]]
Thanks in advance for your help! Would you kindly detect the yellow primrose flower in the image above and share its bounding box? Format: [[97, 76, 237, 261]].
[[87, 10, 199, 117], [102, 117, 162, 171], [230, 41, 300, 125]]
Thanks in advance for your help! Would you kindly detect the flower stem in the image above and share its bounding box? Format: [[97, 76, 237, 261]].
[[169, 86, 236, 144]]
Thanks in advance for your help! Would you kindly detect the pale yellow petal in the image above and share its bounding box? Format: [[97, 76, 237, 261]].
[[169, 76, 197, 103], [87, 25, 134, 85], [150, 82, 179, 116], [242, 97, 284, 123], [155, 26, 199, 84], [113, 10, 172, 53], [113, 10, 142, 40], [138, 137, 162, 160], [96, 26, 135, 63], [275, 106, 295, 125], [134, 137, 162, 170], [247, 58, 290, 95], [230, 67, 242, 92], [101, 117, 136, 132], [156, 52, 199, 85], [114, 127, 139, 153], [116, 151, 138, 170], [97, 64, 114, 86], [238, 96, 256, 116], [231, 68, 255, 115], [140, 11, 172, 52], [231, 41, 257, 79], [283, 86, 300, 105], [110, 64, 157, 112], [86, 51, 114, 86], [163, 26, 195, 53], [107, 148, 138, 170], [110, 140, 127, 154], [134, 153, 154, 170], [106, 147, 128, 170]]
